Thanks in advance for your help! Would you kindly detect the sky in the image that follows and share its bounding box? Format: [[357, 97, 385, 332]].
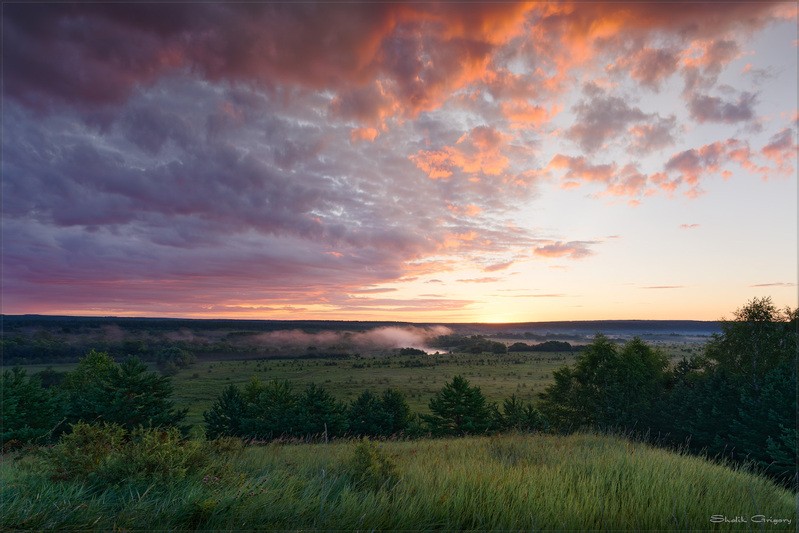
[[2, 2, 797, 323]]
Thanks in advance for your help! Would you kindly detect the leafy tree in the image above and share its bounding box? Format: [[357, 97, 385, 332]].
[[204, 384, 247, 439], [423, 375, 494, 436], [654, 298, 797, 487], [538, 335, 668, 432], [1, 368, 63, 449], [507, 342, 533, 352], [34, 367, 66, 388], [155, 346, 196, 375], [653, 367, 740, 454], [704, 297, 796, 392]]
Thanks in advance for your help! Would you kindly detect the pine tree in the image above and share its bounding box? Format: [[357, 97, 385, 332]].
[[241, 379, 299, 439], [61, 351, 186, 431], [501, 394, 545, 432], [1, 368, 63, 449], [381, 388, 411, 436], [204, 384, 247, 439], [296, 383, 347, 439], [348, 390, 388, 437], [423, 375, 493, 436]]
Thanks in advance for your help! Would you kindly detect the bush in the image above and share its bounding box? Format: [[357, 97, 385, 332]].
[[43, 422, 208, 486], [345, 439, 399, 491]]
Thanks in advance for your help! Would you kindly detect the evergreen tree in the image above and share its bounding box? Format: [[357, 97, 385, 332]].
[[500, 394, 545, 432], [1, 368, 63, 449], [348, 390, 387, 437], [241, 379, 300, 439], [728, 359, 797, 483], [296, 383, 347, 439], [381, 388, 411, 436], [204, 384, 247, 439], [423, 375, 493, 436], [61, 351, 186, 431]]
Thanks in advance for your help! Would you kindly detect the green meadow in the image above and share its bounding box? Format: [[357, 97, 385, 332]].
[[2, 432, 794, 531]]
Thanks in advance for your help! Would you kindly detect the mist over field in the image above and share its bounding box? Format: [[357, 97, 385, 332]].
[[258, 325, 454, 352]]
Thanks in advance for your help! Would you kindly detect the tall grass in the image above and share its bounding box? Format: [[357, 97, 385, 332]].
[[2, 433, 795, 530]]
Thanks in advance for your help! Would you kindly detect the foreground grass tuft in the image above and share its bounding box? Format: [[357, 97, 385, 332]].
[[2, 433, 795, 530]]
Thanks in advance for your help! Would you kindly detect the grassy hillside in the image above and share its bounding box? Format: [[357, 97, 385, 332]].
[[3, 433, 794, 530]]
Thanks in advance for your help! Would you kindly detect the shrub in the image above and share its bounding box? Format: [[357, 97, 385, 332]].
[[43, 422, 209, 486], [45, 422, 127, 482], [345, 439, 399, 491]]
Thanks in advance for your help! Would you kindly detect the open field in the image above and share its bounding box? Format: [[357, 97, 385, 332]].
[[8, 344, 701, 428], [2, 432, 794, 530]]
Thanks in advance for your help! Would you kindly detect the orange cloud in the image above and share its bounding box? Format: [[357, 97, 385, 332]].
[[350, 127, 379, 142], [447, 203, 483, 216], [501, 99, 558, 129], [411, 125, 511, 180]]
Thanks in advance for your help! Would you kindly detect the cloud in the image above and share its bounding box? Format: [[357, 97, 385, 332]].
[[350, 287, 398, 294], [457, 277, 501, 283], [546, 155, 649, 199], [567, 85, 648, 153], [679, 224, 700, 229], [533, 241, 597, 259], [410, 125, 512, 180], [689, 91, 757, 124], [749, 282, 797, 287], [663, 138, 762, 195], [630, 47, 681, 90], [761, 127, 797, 175], [641, 285, 685, 289], [350, 127, 380, 143], [483, 260, 515, 272], [628, 115, 678, 154], [1, 2, 795, 317]]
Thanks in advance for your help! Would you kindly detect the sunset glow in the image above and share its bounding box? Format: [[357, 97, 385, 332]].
[[2, 2, 796, 322]]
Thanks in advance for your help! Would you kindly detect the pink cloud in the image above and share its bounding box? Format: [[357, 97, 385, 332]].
[[483, 260, 515, 272], [533, 240, 597, 259], [761, 128, 797, 176]]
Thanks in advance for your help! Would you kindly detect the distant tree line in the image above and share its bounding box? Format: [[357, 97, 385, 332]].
[[428, 335, 508, 354]]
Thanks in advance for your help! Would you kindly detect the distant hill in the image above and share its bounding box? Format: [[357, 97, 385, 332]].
[[2, 314, 720, 336]]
